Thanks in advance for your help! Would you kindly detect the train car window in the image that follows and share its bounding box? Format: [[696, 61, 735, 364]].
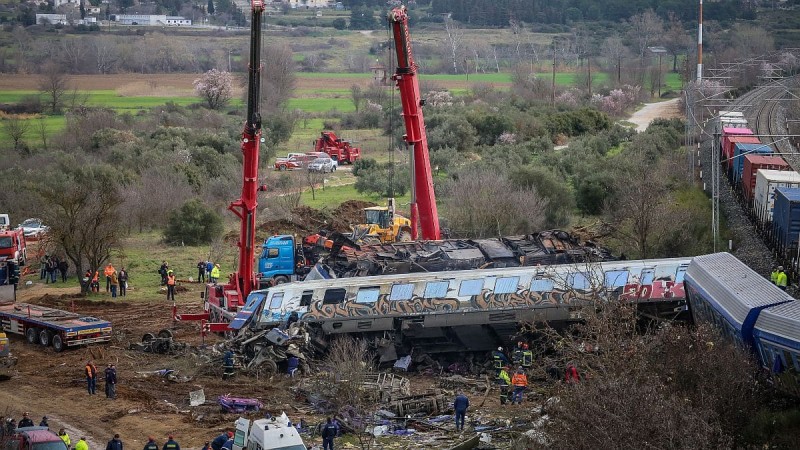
[[300, 290, 313, 307], [568, 272, 590, 290], [494, 277, 519, 294], [390, 283, 414, 301], [269, 292, 284, 309], [604, 270, 629, 289], [459, 279, 484, 296], [323, 288, 347, 305], [640, 269, 655, 285], [356, 286, 381, 304], [531, 278, 554, 292], [675, 266, 688, 283], [424, 281, 450, 298]]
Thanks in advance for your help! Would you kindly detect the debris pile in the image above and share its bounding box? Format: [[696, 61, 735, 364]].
[[129, 329, 186, 354]]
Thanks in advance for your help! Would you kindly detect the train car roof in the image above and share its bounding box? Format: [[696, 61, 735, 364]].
[[754, 300, 800, 347], [267, 257, 692, 291], [686, 253, 792, 327]]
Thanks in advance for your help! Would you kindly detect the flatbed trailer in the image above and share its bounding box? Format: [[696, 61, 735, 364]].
[[0, 302, 112, 352]]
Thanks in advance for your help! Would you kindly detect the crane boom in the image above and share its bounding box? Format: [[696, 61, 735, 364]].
[[228, 0, 265, 302], [388, 6, 440, 241]]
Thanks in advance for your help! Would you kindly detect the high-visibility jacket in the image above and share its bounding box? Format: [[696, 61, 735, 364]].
[[60, 433, 71, 447], [167, 275, 176, 286], [491, 350, 507, 370], [104, 265, 115, 277], [496, 369, 510, 386], [776, 271, 788, 288], [162, 439, 180, 450], [92, 271, 99, 282], [770, 270, 779, 284], [521, 350, 533, 368], [512, 349, 524, 364], [85, 363, 96, 379], [511, 372, 528, 387], [211, 266, 220, 279], [76, 439, 89, 450]]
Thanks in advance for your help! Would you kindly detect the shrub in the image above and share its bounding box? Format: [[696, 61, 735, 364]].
[[163, 199, 223, 246]]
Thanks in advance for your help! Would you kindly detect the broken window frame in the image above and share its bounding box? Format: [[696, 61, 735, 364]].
[[269, 292, 284, 309], [568, 272, 590, 290], [604, 270, 629, 289], [300, 290, 313, 307], [323, 288, 347, 305], [356, 286, 381, 303]]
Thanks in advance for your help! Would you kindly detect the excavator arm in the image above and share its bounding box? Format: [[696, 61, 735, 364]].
[[387, 6, 441, 241]]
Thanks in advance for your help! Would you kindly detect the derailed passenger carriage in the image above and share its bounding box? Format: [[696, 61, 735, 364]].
[[241, 258, 690, 361]]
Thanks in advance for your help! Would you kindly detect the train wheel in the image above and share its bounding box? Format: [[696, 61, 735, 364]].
[[39, 329, 52, 347], [261, 359, 278, 373], [26, 328, 38, 344], [142, 333, 156, 344], [158, 329, 174, 340], [52, 335, 64, 353]]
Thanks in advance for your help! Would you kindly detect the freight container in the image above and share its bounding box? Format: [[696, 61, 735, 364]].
[[742, 155, 790, 205], [731, 142, 773, 185], [722, 134, 759, 170], [716, 111, 748, 133], [771, 187, 800, 258], [754, 170, 800, 225]]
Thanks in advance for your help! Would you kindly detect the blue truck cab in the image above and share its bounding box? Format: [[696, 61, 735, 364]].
[[258, 235, 299, 284]]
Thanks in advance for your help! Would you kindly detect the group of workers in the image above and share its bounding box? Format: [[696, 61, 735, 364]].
[[491, 341, 580, 405], [196, 260, 221, 284], [81, 263, 128, 297], [770, 265, 788, 291], [83, 359, 117, 399]]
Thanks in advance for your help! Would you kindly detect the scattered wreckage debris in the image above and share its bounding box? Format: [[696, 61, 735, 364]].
[[128, 329, 186, 354], [135, 368, 192, 383], [218, 394, 264, 413], [220, 324, 311, 375]]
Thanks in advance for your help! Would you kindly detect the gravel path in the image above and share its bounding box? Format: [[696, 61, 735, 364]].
[[628, 98, 682, 132]]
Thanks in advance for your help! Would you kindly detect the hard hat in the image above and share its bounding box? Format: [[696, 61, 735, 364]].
[[778, 266, 784, 271], [168, 270, 173, 274], [522, 343, 529, 349], [148, 437, 154, 441], [168, 435, 174, 439], [227, 431, 234, 437], [497, 346, 503, 351]]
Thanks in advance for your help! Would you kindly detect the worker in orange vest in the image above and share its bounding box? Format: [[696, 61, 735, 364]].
[[103, 263, 115, 293], [91, 271, 100, 293], [166, 270, 176, 301], [510, 367, 528, 404]]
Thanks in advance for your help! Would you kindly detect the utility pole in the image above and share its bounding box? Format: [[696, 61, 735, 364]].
[[697, 0, 703, 83], [551, 40, 556, 108]]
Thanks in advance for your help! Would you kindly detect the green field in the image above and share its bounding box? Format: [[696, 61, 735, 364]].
[[287, 96, 354, 113], [300, 182, 410, 210]]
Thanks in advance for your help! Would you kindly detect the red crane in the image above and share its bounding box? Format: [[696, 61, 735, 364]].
[[388, 6, 441, 241], [176, 0, 266, 330]]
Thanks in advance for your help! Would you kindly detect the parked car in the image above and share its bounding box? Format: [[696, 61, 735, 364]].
[[308, 157, 337, 173], [18, 218, 48, 238], [4, 427, 69, 450], [274, 152, 327, 171]]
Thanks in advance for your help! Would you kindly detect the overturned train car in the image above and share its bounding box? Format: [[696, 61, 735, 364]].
[[238, 257, 690, 362], [321, 229, 616, 278]]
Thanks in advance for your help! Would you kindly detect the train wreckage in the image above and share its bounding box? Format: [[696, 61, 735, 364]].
[[221, 256, 691, 374]]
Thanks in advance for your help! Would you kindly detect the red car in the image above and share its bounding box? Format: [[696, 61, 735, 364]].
[[3, 427, 69, 450], [274, 152, 327, 171]]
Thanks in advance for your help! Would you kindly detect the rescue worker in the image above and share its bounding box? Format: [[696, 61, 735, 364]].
[[39, 416, 49, 428], [321, 418, 337, 450], [5, 419, 16, 435], [105, 363, 117, 399], [143, 437, 159, 450], [521, 343, 533, 369], [776, 266, 788, 291], [92, 271, 100, 293], [223, 351, 235, 380], [771, 266, 779, 284], [118, 268, 128, 297], [166, 270, 176, 301], [512, 341, 524, 366], [76, 437, 89, 450], [106, 433, 123, 450], [210, 264, 221, 283], [511, 367, 528, 404], [496, 366, 511, 405], [86, 359, 98, 395], [18, 412, 34, 428], [491, 347, 510, 376], [58, 429, 71, 448], [110, 270, 119, 298], [211, 432, 233, 450], [453, 390, 469, 432], [197, 260, 206, 283], [159, 261, 169, 286], [162, 435, 180, 450], [104, 263, 115, 293]]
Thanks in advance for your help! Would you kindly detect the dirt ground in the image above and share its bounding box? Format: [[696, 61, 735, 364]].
[[1, 278, 530, 450], [628, 98, 682, 132]]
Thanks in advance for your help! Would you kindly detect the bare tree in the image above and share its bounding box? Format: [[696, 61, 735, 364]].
[[443, 16, 465, 74], [34, 161, 123, 279], [37, 117, 48, 151], [350, 84, 364, 113], [628, 10, 664, 61], [442, 168, 548, 238], [663, 13, 691, 72], [38, 62, 70, 114], [120, 166, 194, 232], [261, 44, 296, 114], [305, 168, 326, 201], [89, 36, 119, 74], [2, 115, 31, 153]]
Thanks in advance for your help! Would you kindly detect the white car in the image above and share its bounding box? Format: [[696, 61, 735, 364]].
[[308, 157, 337, 173], [19, 218, 49, 238]]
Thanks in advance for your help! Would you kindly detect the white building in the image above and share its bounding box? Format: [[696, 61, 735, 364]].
[[36, 13, 68, 25], [113, 14, 191, 26], [53, 0, 78, 7], [287, 0, 332, 8]]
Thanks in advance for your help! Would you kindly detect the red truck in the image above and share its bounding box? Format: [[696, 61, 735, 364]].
[[314, 131, 360, 164], [0, 227, 26, 268], [273, 152, 326, 171]]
